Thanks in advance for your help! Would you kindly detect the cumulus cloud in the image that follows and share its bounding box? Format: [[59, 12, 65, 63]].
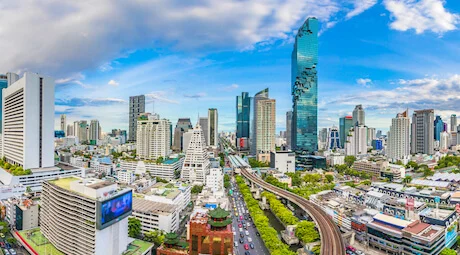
[[346, 0, 378, 19], [0, 0, 377, 80], [146, 91, 179, 104], [356, 78, 372, 87], [108, 80, 119, 86], [384, 0, 459, 34]]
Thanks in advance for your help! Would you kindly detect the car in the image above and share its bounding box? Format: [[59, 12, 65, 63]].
[[356, 251, 365, 255], [241, 220, 245, 224], [8, 249, 16, 255], [255, 232, 260, 236], [247, 222, 251, 227], [346, 246, 356, 252], [245, 230, 249, 236], [244, 216, 248, 220], [250, 243, 254, 249], [238, 223, 242, 228], [234, 241, 238, 247], [239, 238, 244, 244], [244, 251, 251, 255], [247, 237, 252, 243], [0, 243, 4, 248], [240, 233, 244, 238], [244, 244, 249, 250], [5, 243, 10, 249], [239, 228, 243, 232], [0, 233, 4, 238], [240, 216, 243, 220], [235, 212, 238, 216], [244, 226, 248, 230], [3, 249, 10, 255]]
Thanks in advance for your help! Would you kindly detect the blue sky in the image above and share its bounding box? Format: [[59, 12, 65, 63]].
[[1, 0, 459, 133]]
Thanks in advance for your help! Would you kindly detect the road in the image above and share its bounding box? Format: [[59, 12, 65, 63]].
[[240, 167, 346, 255], [230, 181, 270, 255]]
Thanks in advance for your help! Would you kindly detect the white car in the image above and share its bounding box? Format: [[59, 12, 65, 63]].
[[248, 237, 252, 243], [234, 241, 238, 247], [239, 228, 243, 232], [245, 230, 249, 236]]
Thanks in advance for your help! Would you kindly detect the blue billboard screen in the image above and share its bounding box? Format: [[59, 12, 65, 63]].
[[97, 191, 132, 229]]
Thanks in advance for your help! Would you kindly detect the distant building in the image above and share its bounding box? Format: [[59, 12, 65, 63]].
[[89, 119, 100, 144], [286, 111, 292, 149], [252, 88, 276, 158], [367, 127, 375, 146], [434, 115, 443, 141], [181, 124, 210, 184], [270, 151, 295, 173], [328, 126, 340, 150], [132, 198, 179, 233], [339, 116, 353, 148], [3, 198, 39, 231], [236, 92, 251, 150], [208, 108, 218, 147], [205, 167, 224, 192], [119, 158, 183, 180], [345, 125, 367, 156], [352, 105, 365, 126], [60, 114, 66, 136], [451, 114, 457, 132], [388, 110, 410, 162], [296, 155, 326, 170], [129, 95, 145, 142], [78, 120, 88, 143], [411, 109, 434, 155], [440, 131, 449, 150], [143, 182, 191, 215], [0, 74, 9, 130], [371, 139, 383, 150], [117, 169, 136, 184], [54, 130, 65, 138], [199, 117, 208, 145], [173, 118, 193, 152], [137, 114, 171, 160], [41, 177, 132, 255]]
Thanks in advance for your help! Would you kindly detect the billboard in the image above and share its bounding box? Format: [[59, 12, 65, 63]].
[[96, 190, 132, 230]]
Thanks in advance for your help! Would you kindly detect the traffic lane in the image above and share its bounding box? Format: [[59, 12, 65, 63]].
[[231, 183, 270, 255]]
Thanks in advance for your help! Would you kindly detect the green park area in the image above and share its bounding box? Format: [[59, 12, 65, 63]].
[[123, 239, 154, 255], [18, 228, 64, 255]]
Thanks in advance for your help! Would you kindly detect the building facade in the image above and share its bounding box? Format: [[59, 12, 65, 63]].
[[173, 118, 193, 152], [181, 125, 210, 184], [451, 114, 457, 132], [339, 116, 353, 149], [132, 198, 179, 233], [434, 115, 443, 141], [252, 88, 276, 157], [388, 110, 410, 162], [411, 109, 434, 155], [286, 111, 292, 149], [136, 114, 171, 160], [89, 119, 100, 144], [291, 17, 318, 154], [208, 108, 218, 147], [199, 117, 208, 146], [236, 92, 251, 150], [328, 126, 340, 150], [129, 95, 146, 142], [352, 104, 365, 126], [60, 114, 66, 135], [345, 125, 368, 156]]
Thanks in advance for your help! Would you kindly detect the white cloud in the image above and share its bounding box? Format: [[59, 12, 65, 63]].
[[0, 0, 373, 79], [356, 78, 372, 87], [221, 84, 239, 91], [108, 80, 119, 86], [384, 0, 459, 34], [346, 0, 378, 19], [145, 91, 179, 104]]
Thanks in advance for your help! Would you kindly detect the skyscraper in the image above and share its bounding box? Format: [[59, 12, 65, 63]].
[[0, 75, 9, 131], [345, 125, 367, 156], [367, 127, 376, 146], [339, 116, 353, 148], [78, 120, 88, 143], [181, 124, 210, 184], [129, 95, 145, 142], [199, 117, 208, 145], [451, 114, 457, 132], [352, 104, 365, 126], [173, 118, 193, 152], [286, 111, 292, 149], [236, 92, 251, 149], [89, 119, 100, 144], [252, 88, 276, 158], [388, 110, 410, 162], [411, 109, 434, 155], [318, 128, 328, 150], [208, 108, 218, 147], [60, 114, 66, 135], [136, 114, 171, 160], [328, 126, 340, 150], [66, 124, 73, 136], [291, 17, 318, 154], [2, 72, 55, 169], [434, 115, 443, 141]]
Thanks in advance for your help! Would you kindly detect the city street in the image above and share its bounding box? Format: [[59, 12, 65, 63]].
[[230, 180, 270, 255]]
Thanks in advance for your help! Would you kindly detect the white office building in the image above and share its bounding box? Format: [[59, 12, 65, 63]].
[[388, 110, 411, 162], [270, 151, 295, 173], [208, 108, 218, 147], [440, 131, 449, 151], [182, 129, 194, 153], [119, 157, 183, 180], [2, 72, 54, 169], [132, 198, 179, 233], [41, 177, 132, 255], [136, 114, 171, 160], [89, 119, 100, 143], [117, 169, 136, 184], [181, 124, 210, 184], [367, 127, 376, 146], [345, 125, 367, 156], [143, 182, 191, 214], [206, 167, 224, 192]]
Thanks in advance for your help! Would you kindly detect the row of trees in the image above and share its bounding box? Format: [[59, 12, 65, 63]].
[[0, 158, 32, 176], [435, 155, 460, 169], [248, 158, 270, 168], [335, 164, 371, 179], [128, 217, 165, 247], [191, 185, 203, 194], [265, 174, 335, 200], [235, 176, 296, 255], [224, 174, 231, 189]]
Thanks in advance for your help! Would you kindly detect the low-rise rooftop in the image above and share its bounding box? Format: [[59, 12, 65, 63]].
[[133, 198, 176, 214]]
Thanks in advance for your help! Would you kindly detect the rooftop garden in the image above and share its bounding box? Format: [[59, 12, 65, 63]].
[[0, 157, 32, 176], [18, 228, 65, 255]]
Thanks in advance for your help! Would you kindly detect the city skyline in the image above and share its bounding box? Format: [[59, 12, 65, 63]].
[[0, 1, 459, 133]]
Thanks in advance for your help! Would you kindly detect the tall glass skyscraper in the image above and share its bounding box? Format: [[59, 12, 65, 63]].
[[291, 17, 318, 154], [236, 92, 251, 149], [434, 115, 443, 141], [339, 116, 353, 148], [0, 75, 8, 130]]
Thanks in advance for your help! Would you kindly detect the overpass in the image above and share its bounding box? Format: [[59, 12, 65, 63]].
[[240, 167, 346, 255]]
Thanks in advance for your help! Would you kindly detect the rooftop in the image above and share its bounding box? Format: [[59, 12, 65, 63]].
[[87, 181, 114, 190], [49, 176, 80, 190], [133, 198, 176, 214]]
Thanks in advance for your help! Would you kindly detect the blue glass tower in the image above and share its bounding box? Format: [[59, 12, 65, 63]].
[[291, 18, 318, 154], [434, 115, 443, 141], [236, 92, 251, 148], [0, 75, 8, 130]]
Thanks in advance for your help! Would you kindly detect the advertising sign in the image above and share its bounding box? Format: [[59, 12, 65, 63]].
[[96, 190, 132, 230]]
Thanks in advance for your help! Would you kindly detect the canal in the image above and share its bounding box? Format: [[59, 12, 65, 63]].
[[263, 208, 303, 252]]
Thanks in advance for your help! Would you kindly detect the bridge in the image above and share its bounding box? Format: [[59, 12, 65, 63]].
[[240, 167, 346, 255]]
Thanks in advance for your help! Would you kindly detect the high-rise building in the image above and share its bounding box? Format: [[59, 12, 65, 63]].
[[89, 120, 100, 144], [2, 72, 54, 169], [345, 125, 367, 156], [367, 127, 376, 146], [411, 109, 434, 155], [66, 124, 73, 136], [252, 88, 276, 157], [352, 105, 365, 126], [376, 130, 382, 138], [199, 117, 208, 145], [173, 118, 193, 152], [137, 114, 171, 160], [0, 75, 8, 131], [208, 108, 218, 147], [78, 120, 88, 143], [129, 95, 145, 142], [291, 17, 318, 154], [60, 114, 66, 135], [41, 177, 132, 255], [339, 116, 353, 149], [440, 131, 449, 150], [434, 115, 443, 141], [181, 124, 210, 184], [236, 92, 251, 149], [328, 126, 340, 150], [451, 114, 457, 132], [388, 110, 410, 162], [73, 121, 79, 139], [286, 111, 292, 149], [318, 128, 328, 151]]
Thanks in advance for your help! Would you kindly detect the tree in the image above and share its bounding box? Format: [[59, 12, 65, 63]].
[[191, 185, 203, 194], [406, 161, 419, 169], [155, 177, 168, 183], [423, 167, 434, 177], [6, 237, 16, 245], [155, 156, 164, 164], [403, 176, 413, 183], [0, 221, 8, 234], [128, 217, 142, 238], [295, 221, 319, 243], [335, 164, 348, 173], [286, 172, 302, 187], [344, 156, 356, 167], [324, 174, 334, 183], [311, 245, 321, 255], [440, 248, 457, 255], [26, 187, 32, 193], [143, 230, 165, 246]]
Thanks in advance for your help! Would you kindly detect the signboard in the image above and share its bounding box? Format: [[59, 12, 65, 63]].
[[96, 190, 132, 230], [406, 198, 414, 211]]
